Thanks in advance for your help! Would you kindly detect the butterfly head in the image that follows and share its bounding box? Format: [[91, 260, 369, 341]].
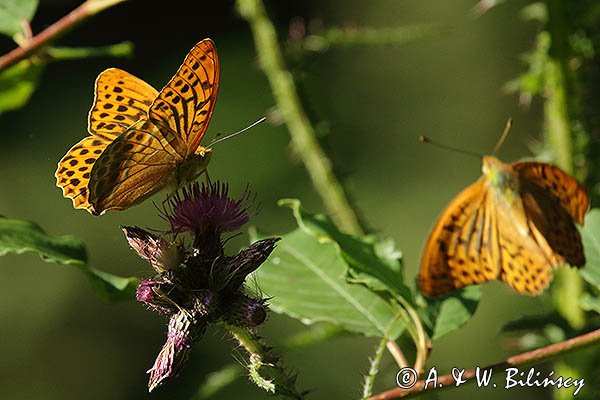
[[482, 155, 519, 201], [194, 146, 212, 158]]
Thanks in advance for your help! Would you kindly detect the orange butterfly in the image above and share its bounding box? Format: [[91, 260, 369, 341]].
[[418, 131, 589, 297], [55, 39, 219, 215]]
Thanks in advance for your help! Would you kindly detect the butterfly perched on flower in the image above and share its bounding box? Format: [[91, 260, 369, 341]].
[[418, 129, 589, 297], [55, 39, 219, 215]]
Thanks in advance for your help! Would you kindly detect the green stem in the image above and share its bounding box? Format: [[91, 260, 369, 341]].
[[237, 0, 363, 235], [226, 324, 304, 399], [44, 41, 133, 61], [362, 337, 388, 399], [544, 0, 585, 330]]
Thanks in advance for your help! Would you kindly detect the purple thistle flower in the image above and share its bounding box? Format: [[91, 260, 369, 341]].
[[164, 182, 257, 241], [124, 181, 278, 392], [136, 279, 155, 303]]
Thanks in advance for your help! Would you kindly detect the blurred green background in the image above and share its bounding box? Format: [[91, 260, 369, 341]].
[[0, 0, 578, 399]]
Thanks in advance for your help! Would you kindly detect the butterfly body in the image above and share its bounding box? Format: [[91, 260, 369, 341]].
[[419, 155, 589, 297], [56, 39, 220, 215], [174, 149, 212, 186]]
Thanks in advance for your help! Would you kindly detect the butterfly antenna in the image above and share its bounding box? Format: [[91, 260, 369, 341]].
[[419, 135, 483, 159], [492, 117, 512, 155], [207, 116, 267, 147]]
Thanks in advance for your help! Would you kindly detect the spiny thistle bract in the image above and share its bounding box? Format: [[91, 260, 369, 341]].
[[123, 181, 278, 392]]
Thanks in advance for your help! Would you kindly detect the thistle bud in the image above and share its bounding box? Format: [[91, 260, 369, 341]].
[[148, 310, 206, 392], [222, 294, 268, 328], [123, 226, 183, 272], [225, 238, 280, 290], [136, 279, 177, 316]]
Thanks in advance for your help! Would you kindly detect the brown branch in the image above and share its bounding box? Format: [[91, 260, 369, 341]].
[[369, 328, 600, 400], [0, 0, 126, 72]]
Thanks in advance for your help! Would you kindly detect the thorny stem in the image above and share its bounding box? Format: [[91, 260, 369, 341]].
[[0, 0, 126, 72], [237, 0, 363, 236], [226, 324, 304, 399], [544, 0, 585, 331], [368, 327, 600, 400], [362, 337, 388, 399], [238, 0, 428, 383]]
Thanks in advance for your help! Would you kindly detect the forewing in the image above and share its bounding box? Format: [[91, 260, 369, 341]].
[[419, 179, 500, 297], [88, 68, 158, 140], [89, 119, 181, 215], [513, 162, 589, 224], [149, 39, 220, 156], [56, 136, 111, 213]]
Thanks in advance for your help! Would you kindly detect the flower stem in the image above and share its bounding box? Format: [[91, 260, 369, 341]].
[[0, 0, 127, 72], [362, 337, 388, 399], [368, 327, 600, 400], [543, 0, 585, 331], [236, 0, 363, 235], [226, 323, 305, 399]]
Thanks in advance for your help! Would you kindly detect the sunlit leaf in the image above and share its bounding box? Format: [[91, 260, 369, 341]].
[[419, 286, 481, 340], [0, 216, 86, 265], [279, 199, 412, 301], [256, 228, 405, 339], [0, 60, 43, 114], [0, 0, 38, 38], [0, 216, 137, 301]]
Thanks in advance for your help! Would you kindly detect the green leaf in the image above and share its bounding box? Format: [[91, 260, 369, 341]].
[[279, 199, 412, 301], [0, 216, 86, 265], [579, 209, 600, 290], [0, 60, 43, 114], [0, 0, 38, 38], [256, 227, 405, 339], [0, 216, 137, 301], [85, 267, 138, 302], [419, 286, 481, 340], [580, 293, 600, 314]]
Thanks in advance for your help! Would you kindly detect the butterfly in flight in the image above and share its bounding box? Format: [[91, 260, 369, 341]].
[[55, 39, 219, 215], [418, 122, 589, 297]]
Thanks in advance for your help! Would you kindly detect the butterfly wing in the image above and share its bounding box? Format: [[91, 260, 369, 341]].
[[88, 119, 181, 215], [419, 179, 501, 296], [88, 68, 159, 140], [513, 162, 589, 224], [55, 136, 111, 211], [149, 39, 220, 156], [56, 69, 158, 212], [493, 189, 561, 295], [515, 162, 588, 267]]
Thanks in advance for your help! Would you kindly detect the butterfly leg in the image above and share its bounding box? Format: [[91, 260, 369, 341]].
[[203, 169, 212, 187]]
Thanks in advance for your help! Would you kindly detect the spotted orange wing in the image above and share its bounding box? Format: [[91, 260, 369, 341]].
[[56, 69, 158, 212], [87, 39, 220, 214], [419, 179, 500, 296], [513, 162, 589, 224], [88, 119, 182, 214], [420, 161, 589, 297], [493, 186, 560, 295], [149, 39, 220, 155], [515, 162, 588, 268]]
